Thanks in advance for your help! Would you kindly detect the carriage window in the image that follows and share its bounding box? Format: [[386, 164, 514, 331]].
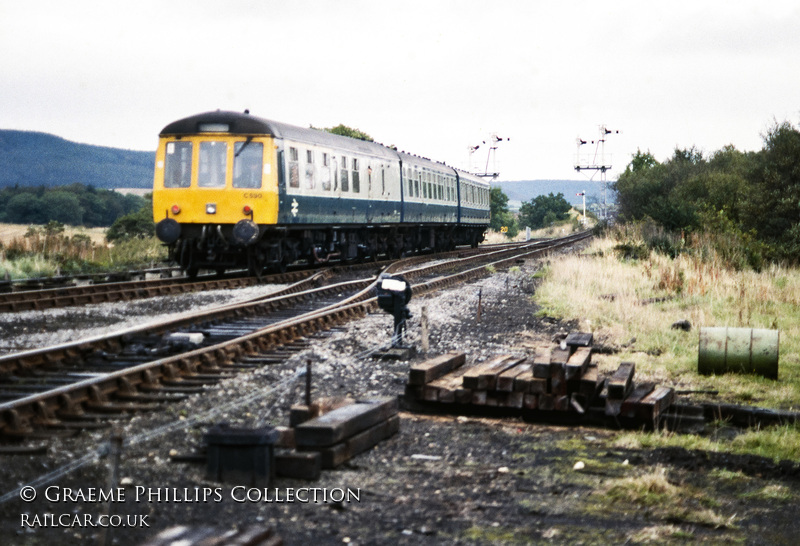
[[340, 156, 349, 191], [304, 149, 315, 189], [351, 158, 360, 193], [198, 141, 227, 188], [233, 141, 263, 189], [321, 153, 331, 191], [164, 141, 192, 188], [288, 147, 300, 188]]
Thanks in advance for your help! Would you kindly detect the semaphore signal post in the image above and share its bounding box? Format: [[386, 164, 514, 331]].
[[574, 125, 618, 220]]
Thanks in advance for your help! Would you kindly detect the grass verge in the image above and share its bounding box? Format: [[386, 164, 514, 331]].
[[533, 235, 800, 410]]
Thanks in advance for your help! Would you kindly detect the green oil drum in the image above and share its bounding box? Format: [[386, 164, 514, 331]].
[[698, 327, 779, 379]]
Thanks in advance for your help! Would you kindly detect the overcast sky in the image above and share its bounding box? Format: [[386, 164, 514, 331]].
[[2, 1, 799, 182]]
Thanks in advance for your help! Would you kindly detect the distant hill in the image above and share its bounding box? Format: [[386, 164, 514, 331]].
[[492, 179, 616, 212], [0, 130, 154, 189], [0, 131, 618, 209]]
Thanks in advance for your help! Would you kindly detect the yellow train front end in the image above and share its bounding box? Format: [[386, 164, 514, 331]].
[[152, 111, 280, 276]]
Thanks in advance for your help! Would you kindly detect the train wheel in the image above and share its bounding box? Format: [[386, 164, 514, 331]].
[[247, 249, 265, 280], [180, 240, 200, 278], [269, 251, 289, 273]]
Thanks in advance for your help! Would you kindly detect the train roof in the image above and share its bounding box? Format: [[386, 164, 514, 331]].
[[395, 152, 489, 187], [160, 110, 397, 160], [453, 168, 492, 187], [396, 151, 457, 175], [160, 111, 495, 184]]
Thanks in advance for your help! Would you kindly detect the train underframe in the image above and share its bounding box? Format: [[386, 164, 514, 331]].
[[167, 222, 486, 277]]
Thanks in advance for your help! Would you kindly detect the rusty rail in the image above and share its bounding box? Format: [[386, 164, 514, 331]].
[[0, 270, 316, 313], [0, 232, 591, 440]]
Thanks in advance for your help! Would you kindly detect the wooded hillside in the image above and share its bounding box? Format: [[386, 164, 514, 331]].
[[0, 130, 154, 189]]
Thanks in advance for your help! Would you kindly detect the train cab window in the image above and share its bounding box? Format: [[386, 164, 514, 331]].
[[198, 141, 227, 188], [340, 156, 349, 191], [233, 141, 263, 189], [352, 158, 360, 193], [164, 141, 192, 188]]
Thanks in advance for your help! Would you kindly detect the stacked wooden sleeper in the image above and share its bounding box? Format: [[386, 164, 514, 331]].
[[406, 332, 676, 428], [293, 397, 399, 469]]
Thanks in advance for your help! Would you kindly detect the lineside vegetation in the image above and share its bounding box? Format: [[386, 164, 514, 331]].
[[533, 226, 800, 460], [0, 220, 165, 279]]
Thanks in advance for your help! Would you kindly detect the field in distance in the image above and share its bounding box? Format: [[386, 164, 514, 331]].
[[0, 223, 108, 247]]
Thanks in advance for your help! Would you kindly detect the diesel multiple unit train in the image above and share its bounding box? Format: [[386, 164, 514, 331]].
[[153, 110, 491, 276]]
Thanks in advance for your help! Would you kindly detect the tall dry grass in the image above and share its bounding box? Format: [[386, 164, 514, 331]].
[[534, 235, 800, 409], [0, 224, 166, 279]]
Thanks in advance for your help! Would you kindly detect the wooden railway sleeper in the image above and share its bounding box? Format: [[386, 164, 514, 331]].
[[55, 392, 87, 420], [121, 376, 144, 395], [32, 400, 62, 428], [85, 384, 157, 414], [266, 333, 281, 348], [161, 363, 180, 381], [177, 358, 199, 375], [214, 348, 233, 364], [1, 408, 34, 437], [160, 378, 211, 388], [138, 383, 204, 394], [137, 369, 161, 393]]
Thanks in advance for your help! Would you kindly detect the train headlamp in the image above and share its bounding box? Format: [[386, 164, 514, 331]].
[[171, 205, 181, 215], [243, 205, 253, 215], [206, 203, 217, 214]]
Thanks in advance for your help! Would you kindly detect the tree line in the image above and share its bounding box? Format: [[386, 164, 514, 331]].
[[490, 187, 578, 238], [0, 184, 147, 228], [613, 120, 800, 268]]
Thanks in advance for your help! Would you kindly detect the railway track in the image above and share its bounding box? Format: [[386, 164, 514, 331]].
[[0, 241, 533, 314], [0, 266, 182, 294], [0, 232, 590, 442], [0, 270, 313, 313]]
